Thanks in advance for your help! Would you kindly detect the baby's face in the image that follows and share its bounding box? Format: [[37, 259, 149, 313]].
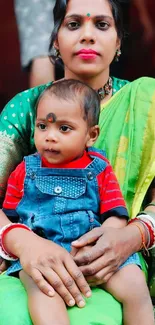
[[34, 93, 92, 165]]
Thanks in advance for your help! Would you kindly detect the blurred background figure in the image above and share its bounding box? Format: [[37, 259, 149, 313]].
[[125, 0, 155, 79], [14, 0, 56, 88], [133, 0, 154, 44]]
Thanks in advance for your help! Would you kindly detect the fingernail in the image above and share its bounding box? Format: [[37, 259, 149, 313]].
[[85, 291, 91, 298], [78, 300, 85, 308], [72, 240, 78, 244], [48, 290, 54, 297], [69, 299, 75, 306]]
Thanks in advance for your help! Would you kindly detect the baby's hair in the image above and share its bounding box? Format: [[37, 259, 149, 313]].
[[37, 79, 101, 126]]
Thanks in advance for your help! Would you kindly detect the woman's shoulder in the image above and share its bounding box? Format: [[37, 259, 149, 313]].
[[112, 76, 130, 95], [112, 76, 155, 95], [1, 82, 52, 117]]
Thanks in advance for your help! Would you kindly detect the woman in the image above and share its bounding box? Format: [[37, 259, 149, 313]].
[[0, 0, 154, 324]]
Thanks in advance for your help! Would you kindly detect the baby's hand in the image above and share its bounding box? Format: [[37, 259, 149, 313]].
[[0, 257, 7, 273]]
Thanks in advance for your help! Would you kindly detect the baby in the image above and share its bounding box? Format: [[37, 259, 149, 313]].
[[3, 79, 154, 324]]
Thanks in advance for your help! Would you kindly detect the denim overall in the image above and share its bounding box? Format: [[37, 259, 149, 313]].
[[7, 148, 141, 275]]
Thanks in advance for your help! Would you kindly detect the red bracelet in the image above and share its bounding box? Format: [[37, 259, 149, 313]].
[[1, 223, 31, 259], [139, 220, 154, 248], [128, 218, 148, 253], [128, 217, 154, 250]]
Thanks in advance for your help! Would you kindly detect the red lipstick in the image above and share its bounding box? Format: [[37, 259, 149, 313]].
[[76, 49, 99, 60]]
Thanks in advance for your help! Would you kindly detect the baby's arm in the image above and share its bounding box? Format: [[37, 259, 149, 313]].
[[99, 163, 129, 230], [100, 215, 127, 230]]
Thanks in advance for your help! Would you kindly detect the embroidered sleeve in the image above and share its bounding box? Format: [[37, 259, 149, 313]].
[[0, 84, 49, 204], [98, 164, 128, 222]]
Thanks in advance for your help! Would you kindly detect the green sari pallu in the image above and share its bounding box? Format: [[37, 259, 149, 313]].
[[95, 77, 155, 218], [0, 77, 155, 324]]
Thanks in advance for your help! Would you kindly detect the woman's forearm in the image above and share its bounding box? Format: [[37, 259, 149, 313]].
[[123, 223, 142, 254], [0, 209, 36, 258]]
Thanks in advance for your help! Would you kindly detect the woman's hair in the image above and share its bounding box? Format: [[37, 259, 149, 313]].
[[49, 0, 124, 66], [37, 79, 101, 127]]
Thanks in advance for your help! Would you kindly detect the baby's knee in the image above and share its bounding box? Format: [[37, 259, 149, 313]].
[[117, 265, 149, 302], [104, 265, 149, 304]]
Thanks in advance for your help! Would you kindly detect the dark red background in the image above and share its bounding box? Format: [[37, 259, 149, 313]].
[[0, 0, 28, 110]]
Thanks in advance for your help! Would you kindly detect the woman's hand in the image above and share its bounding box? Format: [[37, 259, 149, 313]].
[[18, 233, 91, 307], [0, 257, 7, 273], [72, 226, 141, 285]]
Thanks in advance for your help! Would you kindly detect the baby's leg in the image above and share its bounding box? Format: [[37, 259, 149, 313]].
[[20, 270, 70, 325], [101, 265, 154, 325]]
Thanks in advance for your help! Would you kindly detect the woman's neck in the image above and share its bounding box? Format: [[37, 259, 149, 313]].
[[64, 68, 110, 91]]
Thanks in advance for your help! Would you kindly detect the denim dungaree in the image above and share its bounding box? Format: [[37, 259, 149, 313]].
[[7, 148, 141, 275], [7, 149, 106, 274]]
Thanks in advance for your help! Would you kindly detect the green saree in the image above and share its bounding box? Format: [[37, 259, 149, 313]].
[[95, 77, 155, 217], [0, 76, 154, 324]]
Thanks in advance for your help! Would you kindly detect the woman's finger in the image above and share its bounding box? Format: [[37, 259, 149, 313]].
[[52, 263, 87, 307], [74, 240, 104, 266], [78, 254, 108, 276], [41, 266, 80, 307], [0, 259, 7, 273], [86, 269, 115, 286], [65, 256, 91, 299], [30, 268, 55, 297], [72, 227, 103, 248]]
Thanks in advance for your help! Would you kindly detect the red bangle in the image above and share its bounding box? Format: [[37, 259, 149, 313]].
[[1, 223, 31, 259], [128, 218, 148, 252], [128, 218, 154, 249], [140, 220, 154, 248]]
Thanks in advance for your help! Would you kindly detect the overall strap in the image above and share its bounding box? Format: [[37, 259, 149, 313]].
[[87, 147, 109, 177], [24, 153, 41, 172]]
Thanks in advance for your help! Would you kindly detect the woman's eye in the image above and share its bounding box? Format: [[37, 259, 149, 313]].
[[60, 125, 71, 132], [96, 21, 109, 30], [38, 123, 47, 130], [67, 21, 80, 30]]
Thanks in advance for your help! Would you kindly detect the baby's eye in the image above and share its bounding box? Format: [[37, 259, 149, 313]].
[[60, 125, 72, 132], [67, 21, 80, 30], [37, 123, 47, 130]]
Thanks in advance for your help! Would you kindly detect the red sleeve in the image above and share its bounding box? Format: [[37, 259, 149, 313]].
[[3, 161, 25, 210], [97, 164, 128, 221]]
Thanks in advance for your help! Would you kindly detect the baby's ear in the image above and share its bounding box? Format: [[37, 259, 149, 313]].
[[86, 125, 100, 147]]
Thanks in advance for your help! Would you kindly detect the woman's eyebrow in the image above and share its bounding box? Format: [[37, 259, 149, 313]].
[[65, 14, 113, 21]]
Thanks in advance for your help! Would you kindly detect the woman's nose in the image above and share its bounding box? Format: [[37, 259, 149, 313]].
[[80, 22, 96, 44]]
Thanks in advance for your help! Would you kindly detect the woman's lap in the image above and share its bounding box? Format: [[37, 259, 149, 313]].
[[0, 274, 122, 325]]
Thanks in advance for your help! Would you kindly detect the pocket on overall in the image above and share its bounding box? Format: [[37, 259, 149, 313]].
[[35, 175, 87, 214]]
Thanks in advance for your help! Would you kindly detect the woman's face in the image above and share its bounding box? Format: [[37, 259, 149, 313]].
[[56, 0, 120, 79]]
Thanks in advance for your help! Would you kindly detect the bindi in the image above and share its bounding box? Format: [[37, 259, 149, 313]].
[[85, 13, 91, 21], [46, 112, 57, 123]]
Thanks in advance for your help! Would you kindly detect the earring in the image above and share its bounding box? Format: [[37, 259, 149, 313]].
[[115, 49, 121, 62], [54, 47, 61, 60]]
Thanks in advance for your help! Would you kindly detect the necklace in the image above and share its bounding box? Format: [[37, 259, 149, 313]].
[[97, 77, 112, 100]]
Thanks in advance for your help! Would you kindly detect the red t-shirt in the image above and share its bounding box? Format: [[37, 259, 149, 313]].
[[3, 151, 128, 221]]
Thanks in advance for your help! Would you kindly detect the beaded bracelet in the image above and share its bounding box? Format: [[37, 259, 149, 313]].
[[0, 223, 31, 261], [136, 214, 155, 249], [138, 220, 151, 248]]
